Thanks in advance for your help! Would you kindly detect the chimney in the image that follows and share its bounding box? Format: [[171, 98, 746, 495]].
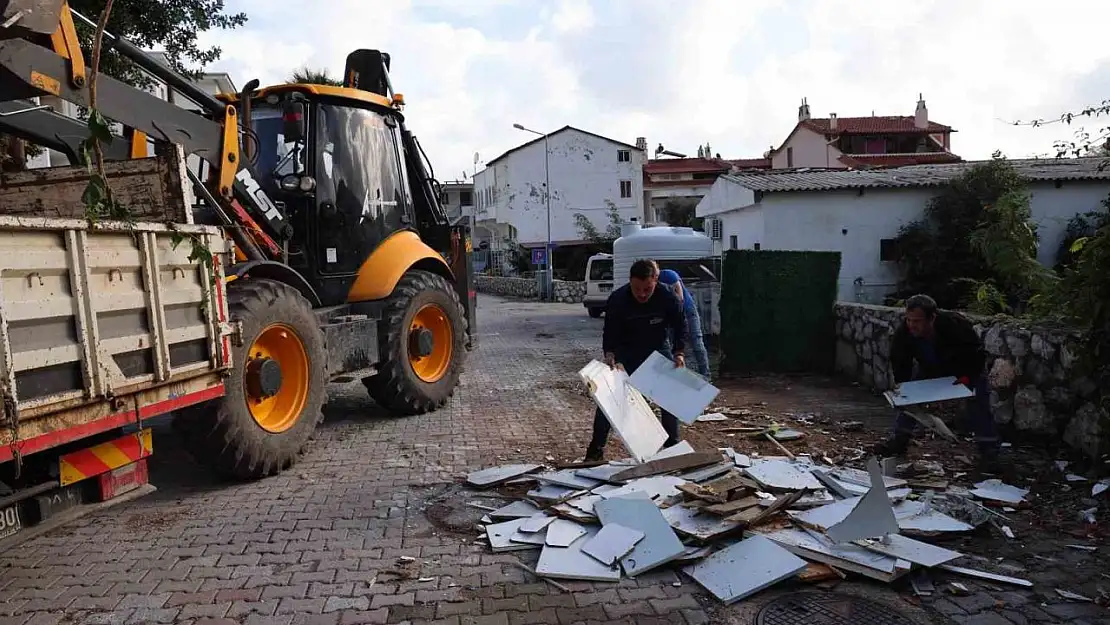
[[915, 93, 928, 129], [829, 113, 838, 131], [798, 97, 811, 122], [635, 136, 647, 151]]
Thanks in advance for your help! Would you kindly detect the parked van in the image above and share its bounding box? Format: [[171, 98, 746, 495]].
[[583, 253, 614, 317]]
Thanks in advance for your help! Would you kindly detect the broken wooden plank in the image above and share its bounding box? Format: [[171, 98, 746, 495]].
[[938, 564, 1032, 587], [703, 473, 752, 496], [677, 482, 727, 504], [705, 496, 761, 516], [745, 491, 808, 528], [610, 452, 722, 482], [798, 562, 840, 583], [0, 151, 189, 222]]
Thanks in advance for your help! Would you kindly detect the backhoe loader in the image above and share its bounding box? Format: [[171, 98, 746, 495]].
[[0, 0, 477, 482]]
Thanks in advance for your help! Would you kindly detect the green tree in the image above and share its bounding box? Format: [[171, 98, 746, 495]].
[[70, 0, 247, 86], [1, 0, 247, 170], [573, 200, 623, 243], [290, 67, 343, 86], [891, 157, 1043, 313], [660, 198, 703, 229]]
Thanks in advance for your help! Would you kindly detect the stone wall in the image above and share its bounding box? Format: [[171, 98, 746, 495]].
[[834, 302, 1106, 458], [474, 276, 586, 304]]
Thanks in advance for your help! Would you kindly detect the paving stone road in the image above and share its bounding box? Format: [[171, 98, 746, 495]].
[[0, 296, 1105, 625]]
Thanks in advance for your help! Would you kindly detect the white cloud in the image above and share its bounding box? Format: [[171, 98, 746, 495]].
[[198, 0, 1110, 177]]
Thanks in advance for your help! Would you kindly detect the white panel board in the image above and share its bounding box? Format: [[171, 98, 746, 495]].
[[579, 360, 667, 462], [883, 377, 974, 407], [629, 350, 720, 424]]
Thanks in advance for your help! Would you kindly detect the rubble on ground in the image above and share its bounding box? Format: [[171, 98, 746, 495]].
[[460, 362, 1102, 605], [464, 439, 1043, 604]]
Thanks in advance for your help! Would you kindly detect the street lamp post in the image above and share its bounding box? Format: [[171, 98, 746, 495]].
[[513, 123, 553, 301]]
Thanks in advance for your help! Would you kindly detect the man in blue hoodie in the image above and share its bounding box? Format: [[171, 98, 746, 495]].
[[585, 259, 687, 461]]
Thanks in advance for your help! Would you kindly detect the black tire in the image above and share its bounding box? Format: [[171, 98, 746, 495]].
[[588, 307, 603, 318], [363, 269, 467, 415], [174, 278, 326, 480]]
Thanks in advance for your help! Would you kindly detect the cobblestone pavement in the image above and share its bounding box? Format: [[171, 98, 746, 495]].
[[0, 296, 1105, 625]]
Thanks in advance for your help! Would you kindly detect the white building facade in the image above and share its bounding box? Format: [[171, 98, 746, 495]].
[[697, 159, 1110, 303], [472, 126, 646, 251]]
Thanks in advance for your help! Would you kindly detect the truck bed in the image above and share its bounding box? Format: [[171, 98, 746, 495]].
[[0, 215, 233, 462]]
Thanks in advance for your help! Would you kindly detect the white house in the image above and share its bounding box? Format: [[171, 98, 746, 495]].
[[471, 126, 646, 252], [766, 96, 962, 170], [697, 158, 1110, 303], [438, 180, 474, 224]]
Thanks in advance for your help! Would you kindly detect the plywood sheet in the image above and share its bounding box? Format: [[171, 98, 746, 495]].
[[683, 536, 807, 604], [581, 523, 645, 566], [580, 360, 667, 462], [535, 526, 622, 582], [883, 376, 974, 407], [629, 350, 720, 424], [595, 494, 685, 577]]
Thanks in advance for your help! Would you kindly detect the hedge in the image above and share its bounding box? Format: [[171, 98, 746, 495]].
[[719, 250, 842, 374]]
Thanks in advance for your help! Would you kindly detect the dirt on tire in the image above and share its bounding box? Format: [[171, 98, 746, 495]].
[[174, 278, 326, 481], [364, 269, 468, 415]]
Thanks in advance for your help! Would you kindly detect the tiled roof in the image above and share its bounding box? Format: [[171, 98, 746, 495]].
[[801, 116, 953, 135], [728, 158, 772, 169], [645, 157, 731, 175], [838, 152, 963, 168], [721, 157, 1110, 193]]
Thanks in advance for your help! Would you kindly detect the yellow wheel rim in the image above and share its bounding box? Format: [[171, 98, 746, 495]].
[[245, 323, 309, 433], [409, 304, 454, 383]]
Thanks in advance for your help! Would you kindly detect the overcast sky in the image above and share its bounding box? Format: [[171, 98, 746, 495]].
[[199, 0, 1110, 180]]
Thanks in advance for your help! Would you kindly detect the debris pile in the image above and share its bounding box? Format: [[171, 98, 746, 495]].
[[462, 362, 1061, 604], [465, 446, 1041, 603]]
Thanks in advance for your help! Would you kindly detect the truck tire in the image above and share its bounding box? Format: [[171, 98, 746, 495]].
[[588, 307, 603, 318], [363, 269, 467, 415], [175, 278, 326, 480]]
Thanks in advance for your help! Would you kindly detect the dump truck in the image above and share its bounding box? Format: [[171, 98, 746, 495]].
[[0, 0, 476, 542]]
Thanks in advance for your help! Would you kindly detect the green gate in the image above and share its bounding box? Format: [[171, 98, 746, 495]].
[[718, 250, 842, 373]]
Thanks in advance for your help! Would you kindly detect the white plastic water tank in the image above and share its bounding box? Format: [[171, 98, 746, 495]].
[[612, 223, 714, 286]]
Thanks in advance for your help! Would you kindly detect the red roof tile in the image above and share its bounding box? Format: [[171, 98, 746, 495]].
[[645, 157, 731, 175], [838, 152, 963, 168], [802, 116, 953, 135], [728, 158, 772, 170]]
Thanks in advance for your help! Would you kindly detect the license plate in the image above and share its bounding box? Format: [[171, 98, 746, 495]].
[[600, 284, 612, 292], [0, 505, 22, 540]]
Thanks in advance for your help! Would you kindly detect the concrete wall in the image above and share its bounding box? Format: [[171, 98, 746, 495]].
[[770, 126, 844, 169], [473, 129, 646, 247], [705, 182, 1110, 303], [834, 302, 1106, 458], [475, 276, 586, 304]]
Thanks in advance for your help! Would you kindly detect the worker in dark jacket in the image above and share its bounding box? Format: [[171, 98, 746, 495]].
[[585, 259, 687, 461], [874, 294, 1000, 464]]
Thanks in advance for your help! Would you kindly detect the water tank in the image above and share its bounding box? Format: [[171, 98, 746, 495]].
[[612, 225, 714, 286]]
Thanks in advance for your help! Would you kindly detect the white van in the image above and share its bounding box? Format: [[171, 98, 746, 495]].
[[583, 253, 614, 318]]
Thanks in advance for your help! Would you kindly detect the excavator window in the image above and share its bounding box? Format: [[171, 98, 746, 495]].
[[313, 102, 413, 275]]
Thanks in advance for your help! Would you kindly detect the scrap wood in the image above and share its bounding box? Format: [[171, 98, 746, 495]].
[[797, 562, 841, 583], [677, 482, 727, 503], [764, 432, 796, 460], [610, 452, 723, 481], [705, 496, 762, 516], [703, 472, 753, 496], [938, 563, 1033, 587], [734, 490, 808, 527], [509, 561, 571, 593]]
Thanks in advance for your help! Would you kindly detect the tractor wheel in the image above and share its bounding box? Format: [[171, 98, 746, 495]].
[[363, 269, 467, 415], [174, 278, 326, 480]]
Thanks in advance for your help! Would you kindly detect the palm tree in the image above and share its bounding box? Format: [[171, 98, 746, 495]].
[[289, 67, 343, 87]]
